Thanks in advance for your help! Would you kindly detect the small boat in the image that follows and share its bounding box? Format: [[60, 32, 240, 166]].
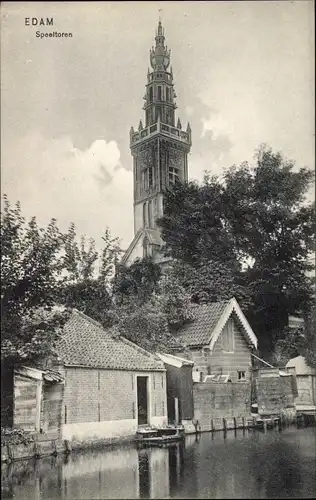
[[136, 425, 185, 447], [247, 416, 281, 430]]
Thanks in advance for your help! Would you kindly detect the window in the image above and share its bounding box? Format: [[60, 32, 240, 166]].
[[157, 86, 162, 101], [143, 203, 147, 227], [135, 158, 138, 181], [148, 200, 153, 228], [169, 167, 179, 185], [166, 87, 170, 102], [149, 166, 153, 188], [143, 238, 149, 258], [142, 168, 149, 191], [149, 87, 153, 102], [238, 371, 246, 381], [221, 320, 234, 352]]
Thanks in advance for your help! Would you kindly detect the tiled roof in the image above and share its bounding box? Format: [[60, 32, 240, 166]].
[[56, 310, 165, 372], [176, 301, 230, 347]]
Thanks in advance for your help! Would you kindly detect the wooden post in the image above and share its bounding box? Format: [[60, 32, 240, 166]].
[[223, 418, 227, 432], [211, 419, 214, 432], [35, 379, 43, 432], [174, 397, 179, 425], [233, 417, 237, 429], [242, 417, 245, 428]]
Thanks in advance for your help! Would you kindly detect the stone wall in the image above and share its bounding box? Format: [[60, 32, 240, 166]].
[[193, 382, 251, 432], [256, 375, 296, 416]]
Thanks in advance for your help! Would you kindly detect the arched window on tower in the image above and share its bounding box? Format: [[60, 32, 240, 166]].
[[166, 87, 170, 102], [143, 202, 147, 227], [149, 87, 153, 103], [148, 200, 153, 228], [143, 237, 150, 258]]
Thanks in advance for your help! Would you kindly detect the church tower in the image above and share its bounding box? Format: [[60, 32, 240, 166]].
[[122, 21, 192, 266]]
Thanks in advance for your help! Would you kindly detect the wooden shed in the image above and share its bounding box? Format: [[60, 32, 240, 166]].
[[156, 353, 194, 428]]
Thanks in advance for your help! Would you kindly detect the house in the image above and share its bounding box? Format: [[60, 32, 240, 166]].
[[156, 353, 194, 429], [12, 310, 168, 444], [172, 297, 258, 383], [285, 355, 316, 412]]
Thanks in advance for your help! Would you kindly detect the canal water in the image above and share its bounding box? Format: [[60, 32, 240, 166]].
[[2, 426, 315, 499]]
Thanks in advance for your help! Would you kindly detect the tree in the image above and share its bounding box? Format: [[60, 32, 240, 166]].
[[157, 145, 315, 356], [272, 326, 307, 367], [158, 177, 237, 267], [112, 257, 161, 306], [112, 299, 185, 354], [109, 257, 193, 351], [1, 196, 70, 426], [303, 302, 316, 367], [1, 196, 70, 365], [60, 226, 122, 326], [167, 259, 252, 308], [155, 270, 194, 331]]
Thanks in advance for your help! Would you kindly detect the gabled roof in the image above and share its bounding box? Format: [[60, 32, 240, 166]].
[[121, 227, 164, 264], [121, 229, 143, 264], [56, 310, 165, 372], [176, 298, 258, 349], [156, 352, 194, 368]]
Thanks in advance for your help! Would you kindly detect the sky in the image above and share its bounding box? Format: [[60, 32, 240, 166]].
[[1, 1, 315, 251]]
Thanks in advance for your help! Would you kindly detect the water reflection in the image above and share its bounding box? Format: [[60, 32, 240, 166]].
[[1, 427, 315, 499]]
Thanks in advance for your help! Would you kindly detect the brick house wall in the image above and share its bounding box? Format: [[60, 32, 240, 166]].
[[61, 367, 167, 442]]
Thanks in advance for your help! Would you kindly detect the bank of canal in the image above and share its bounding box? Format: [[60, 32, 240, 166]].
[[1, 426, 315, 499]]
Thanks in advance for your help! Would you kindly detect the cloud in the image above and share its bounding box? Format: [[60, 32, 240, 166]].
[[2, 133, 134, 250], [183, 97, 234, 183]]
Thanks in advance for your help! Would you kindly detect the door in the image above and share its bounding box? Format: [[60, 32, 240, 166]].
[[137, 376, 149, 426]]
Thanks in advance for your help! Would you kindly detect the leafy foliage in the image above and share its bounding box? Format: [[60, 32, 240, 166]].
[[112, 257, 161, 306], [158, 145, 315, 355], [60, 226, 121, 325], [1, 426, 35, 445], [112, 300, 185, 354], [1, 196, 70, 365], [272, 326, 307, 367], [155, 271, 193, 330], [110, 257, 191, 351]]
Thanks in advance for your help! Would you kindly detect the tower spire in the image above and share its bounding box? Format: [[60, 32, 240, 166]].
[[125, 22, 192, 266]]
